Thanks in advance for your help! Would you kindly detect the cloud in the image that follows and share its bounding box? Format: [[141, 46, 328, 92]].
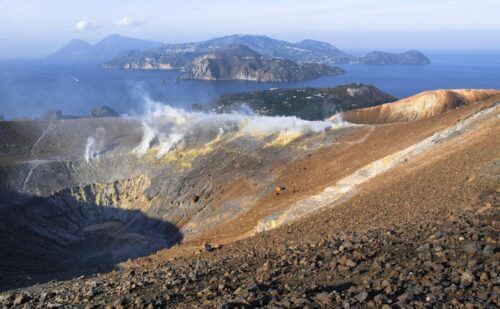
[[115, 16, 145, 27], [74, 20, 101, 31]]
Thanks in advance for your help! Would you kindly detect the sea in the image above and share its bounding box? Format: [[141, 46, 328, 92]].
[[0, 50, 499, 119]]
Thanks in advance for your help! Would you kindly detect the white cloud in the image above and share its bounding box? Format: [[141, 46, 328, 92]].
[[74, 20, 101, 31], [115, 16, 145, 27]]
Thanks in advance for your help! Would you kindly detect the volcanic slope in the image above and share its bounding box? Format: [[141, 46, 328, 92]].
[[339, 89, 498, 124], [0, 89, 499, 308]]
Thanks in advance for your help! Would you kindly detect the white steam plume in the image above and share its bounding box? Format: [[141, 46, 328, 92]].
[[84, 127, 107, 163], [133, 122, 156, 157], [84, 137, 96, 163], [133, 96, 345, 159]]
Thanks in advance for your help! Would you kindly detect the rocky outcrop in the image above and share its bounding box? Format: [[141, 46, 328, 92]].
[[103, 50, 201, 70], [210, 83, 396, 120], [90, 106, 119, 118], [181, 45, 344, 82]]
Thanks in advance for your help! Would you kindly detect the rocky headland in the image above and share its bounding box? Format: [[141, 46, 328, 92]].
[[180, 45, 344, 82], [205, 83, 396, 120]]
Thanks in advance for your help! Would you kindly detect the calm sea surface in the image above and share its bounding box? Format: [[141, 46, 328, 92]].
[[0, 50, 499, 119]]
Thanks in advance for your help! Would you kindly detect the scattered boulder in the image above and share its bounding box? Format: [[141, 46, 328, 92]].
[[482, 244, 494, 257], [461, 271, 475, 287], [315, 292, 332, 305], [90, 106, 119, 118], [355, 290, 368, 303], [0, 195, 496, 308], [202, 243, 213, 252], [13, 293, 30, 306], [274, 185, 286, 195]]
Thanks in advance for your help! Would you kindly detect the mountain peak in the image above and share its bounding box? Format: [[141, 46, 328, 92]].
[[48, 35, 163, 62], [47, 39, 93, 61], [97, 34, 125, 43], [67, 38, 92, 45]]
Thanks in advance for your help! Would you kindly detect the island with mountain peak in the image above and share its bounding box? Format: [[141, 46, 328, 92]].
[[49, 34, 431, 82]]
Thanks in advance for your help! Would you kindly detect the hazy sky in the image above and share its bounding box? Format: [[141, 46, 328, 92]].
[[1, 0, 500, 57]]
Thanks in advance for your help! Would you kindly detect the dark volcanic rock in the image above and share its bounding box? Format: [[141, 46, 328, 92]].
[[207, 83, 396, 120], [0, 206, 497, 308], [90, 106, 119, 118]]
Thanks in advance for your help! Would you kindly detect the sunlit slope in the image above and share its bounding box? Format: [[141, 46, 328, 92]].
[[337, 89, 499, 124]]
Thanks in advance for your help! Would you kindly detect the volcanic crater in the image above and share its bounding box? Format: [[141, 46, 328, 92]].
[[0, 89, 498, 301]]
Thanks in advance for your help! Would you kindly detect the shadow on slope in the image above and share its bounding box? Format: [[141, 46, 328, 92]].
[[0, 187, 182, 292]]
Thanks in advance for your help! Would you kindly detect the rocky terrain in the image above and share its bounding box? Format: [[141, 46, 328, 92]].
[[103, 49, 202, 70], [2, 205, 496, 308], [203, 83, 396, 120], [180, 45, 344, 82], [0, 89, 498, 307]]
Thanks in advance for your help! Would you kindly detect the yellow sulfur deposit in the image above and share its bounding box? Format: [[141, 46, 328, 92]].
[[264, 130, 303, 147]]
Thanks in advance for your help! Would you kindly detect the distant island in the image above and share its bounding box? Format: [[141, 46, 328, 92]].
[[352, 50, 430, 65], [196, 83, 396, 120], [40, 106, 119, 121], [51, 34, 431, 66], [48, 34, 431, 82], [180, 45, 344, 82], [47, 34, 163, 62]]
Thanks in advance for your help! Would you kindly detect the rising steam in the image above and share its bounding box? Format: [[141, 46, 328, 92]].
[[84, 127, 107, 163], [133, 97, 344, 159]]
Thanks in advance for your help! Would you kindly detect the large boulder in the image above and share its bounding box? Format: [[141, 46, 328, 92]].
[[90, 106, 119, 118]]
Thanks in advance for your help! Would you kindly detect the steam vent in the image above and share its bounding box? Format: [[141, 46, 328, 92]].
[[0, 89, 499, 307]]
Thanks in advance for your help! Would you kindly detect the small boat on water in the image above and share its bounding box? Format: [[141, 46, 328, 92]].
[[68, 75, 80, 82]]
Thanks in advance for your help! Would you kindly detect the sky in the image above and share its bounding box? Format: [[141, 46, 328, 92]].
[[1, 0, 500, 57]]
